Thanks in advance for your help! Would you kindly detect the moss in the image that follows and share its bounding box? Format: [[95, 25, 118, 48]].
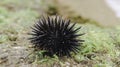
[[0, 7, 10, 24], [46, 5, 59, 15], [0, 35, 8, 44], [73, 24, 120, 66], [24, 23, 120, 67]]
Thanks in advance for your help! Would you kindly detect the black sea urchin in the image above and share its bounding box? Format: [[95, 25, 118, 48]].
[[29, 16, 84, 57]]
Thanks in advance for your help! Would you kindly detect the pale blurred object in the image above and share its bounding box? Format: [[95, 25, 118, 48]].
[[105, 0, 120, 18]]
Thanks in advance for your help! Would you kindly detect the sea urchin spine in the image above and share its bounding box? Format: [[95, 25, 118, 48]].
[[29, 16, 84, 57]]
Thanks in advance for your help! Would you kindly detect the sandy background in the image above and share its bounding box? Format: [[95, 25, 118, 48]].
[[58, 0, 120, 27]]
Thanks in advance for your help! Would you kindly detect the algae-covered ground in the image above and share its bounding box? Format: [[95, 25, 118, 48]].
[[0, 0, 120, 67]]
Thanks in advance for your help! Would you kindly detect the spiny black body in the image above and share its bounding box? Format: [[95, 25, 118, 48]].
[[29, 16, 84, 57]]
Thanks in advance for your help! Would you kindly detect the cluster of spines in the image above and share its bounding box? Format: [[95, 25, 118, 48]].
[[29, 16, 84, 57]]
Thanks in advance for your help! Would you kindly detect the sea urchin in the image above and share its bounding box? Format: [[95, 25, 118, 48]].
[[29, 16, 84, 57]]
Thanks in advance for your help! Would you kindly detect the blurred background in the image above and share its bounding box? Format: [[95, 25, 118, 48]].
[[0, 0, 120, 27], [58, 0, 120, 26], [46, 0, 120, 27]]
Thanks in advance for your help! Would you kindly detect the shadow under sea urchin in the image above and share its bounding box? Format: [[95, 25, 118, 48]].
[[29, 16, 84, 57]]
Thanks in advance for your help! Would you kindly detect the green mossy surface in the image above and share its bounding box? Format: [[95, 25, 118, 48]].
[[0, 0, 120, 67]]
